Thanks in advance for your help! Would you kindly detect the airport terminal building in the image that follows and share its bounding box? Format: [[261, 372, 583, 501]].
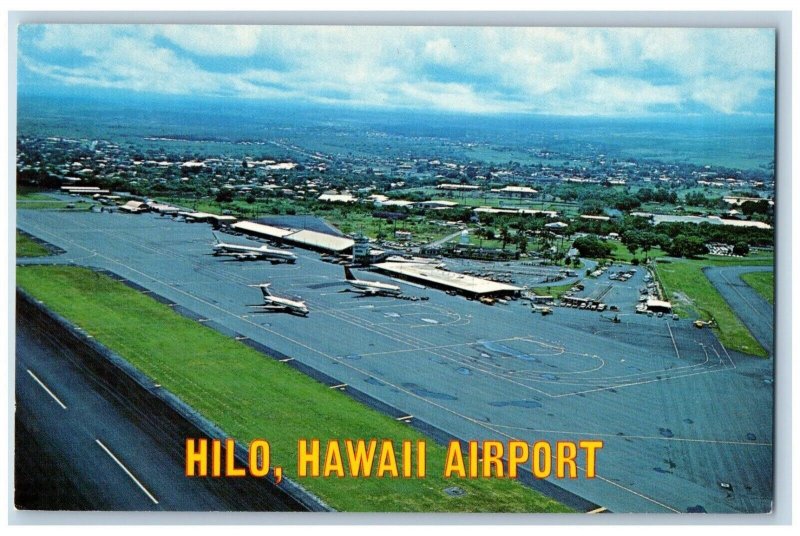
[[372, 261, 522, 298]]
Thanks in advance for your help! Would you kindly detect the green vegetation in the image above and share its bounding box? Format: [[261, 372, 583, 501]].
[[572, 235, 612, 259], [16, 265, 571, 513], [16, 231, 50, 257], [653, 257, 769, 357], [324, 212, 448, 243], [161, 195, 455, 244], [695, 252, 774, 267], [17, 189, 57, 201], [741, 271, 774, 304], [606, 239, 665, 263], [17, 190, 93, 211], [530, 282, 576, 300]]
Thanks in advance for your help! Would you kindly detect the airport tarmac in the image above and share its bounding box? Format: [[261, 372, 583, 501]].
[[16, 208, 774, 513]]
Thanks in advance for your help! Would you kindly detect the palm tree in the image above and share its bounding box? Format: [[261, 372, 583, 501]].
[[500, 225, 511, 250]]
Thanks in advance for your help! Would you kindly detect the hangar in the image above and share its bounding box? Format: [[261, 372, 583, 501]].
[[372, 261, 522, 298], [119, 200, 148, 213], [231, 221, 355, 254], [179, 212, 238, 227]]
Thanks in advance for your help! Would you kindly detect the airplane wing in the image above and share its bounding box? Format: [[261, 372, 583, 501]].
[[236, 252, 263, 260]]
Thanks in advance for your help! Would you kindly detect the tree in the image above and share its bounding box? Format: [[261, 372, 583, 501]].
[[215, 189, 234, 203], [516, 233, 528, 254], [741, 200, 770, 216], [572, 235, 613, 258], [580, 199, 605, 215], [499, 226, 511, 250], [638, 231, 660, 261], [665, 235, 708, 258], [733, 241, 750, 256]]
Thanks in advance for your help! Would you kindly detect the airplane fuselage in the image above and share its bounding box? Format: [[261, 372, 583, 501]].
[[213, 243, 297, 263], [249, 283, 309, 316], [261, 296, 309, 315], [348, 280, 402, 296]]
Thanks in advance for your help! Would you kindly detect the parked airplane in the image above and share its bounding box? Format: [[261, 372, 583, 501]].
[[343, 266, 402, 296], [247, 284, 309, 316], [212, 232, 297, 264]]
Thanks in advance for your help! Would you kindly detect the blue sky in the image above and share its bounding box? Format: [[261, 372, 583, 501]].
[[17, 25, 775, 117]]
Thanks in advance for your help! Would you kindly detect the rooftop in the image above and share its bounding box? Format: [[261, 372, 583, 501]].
[[373, 262, 522, 296]]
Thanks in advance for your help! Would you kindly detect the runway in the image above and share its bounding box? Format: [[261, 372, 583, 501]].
[[16, 208, 774, 513], [15, 293, 300, 511]]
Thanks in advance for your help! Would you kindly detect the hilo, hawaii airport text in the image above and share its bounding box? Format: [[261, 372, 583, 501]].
[[185, 438, 604, 480]]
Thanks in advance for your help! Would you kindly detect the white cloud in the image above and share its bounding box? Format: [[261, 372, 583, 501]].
[[688, 76, 774, 114], [424, 38, 459, 65], [158, 26, 263, 57], [19, 25, 776, 116]]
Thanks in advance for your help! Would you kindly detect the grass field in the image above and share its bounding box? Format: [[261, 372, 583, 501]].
[[606, 240, 666, 264], [530, 281, 576, 300], [17, 190, 58, 201], [653, 257, 770, 358], [17, 200, 91, 210], [17, 189, 93, 210], [16, 231, 51, 257], [741, 271, 774, 304], [16, 265, 571, 513]]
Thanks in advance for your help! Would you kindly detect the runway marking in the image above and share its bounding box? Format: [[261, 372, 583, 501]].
[[485, 422, 772, 447], [95, 439, 159, 505], [718, 268, 772, 320], [550, 365, 729, 398], [666, 323, 681, 360], [26, 369, 67, 410], [719, 340, 737, 369]]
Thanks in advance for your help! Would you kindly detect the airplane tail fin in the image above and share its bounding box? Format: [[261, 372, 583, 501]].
[[248, 283, 272, 297], [344, 266, 356, 281]]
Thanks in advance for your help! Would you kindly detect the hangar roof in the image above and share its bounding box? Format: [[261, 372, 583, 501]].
[[373, 262, 522, 295], [232, 221, 294, 239], [287, 229, 354, 253]]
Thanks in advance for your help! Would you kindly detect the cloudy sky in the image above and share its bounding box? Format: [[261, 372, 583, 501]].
[[17, 25, 775, 117]]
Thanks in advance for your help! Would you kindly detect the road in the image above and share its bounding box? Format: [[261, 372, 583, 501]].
[[425, 228, 466, 249], [15, 304, 298, 511], [703, 265, 774, 356]]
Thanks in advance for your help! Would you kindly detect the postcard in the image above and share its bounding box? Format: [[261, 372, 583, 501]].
[[13, 22, 777, 515]]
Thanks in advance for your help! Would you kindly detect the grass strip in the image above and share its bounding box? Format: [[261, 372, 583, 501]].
[[741, 272, 774, 305], [653, 258, 768, 358], [16, 265, 571, 513], [16, 231, 51, 257]]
